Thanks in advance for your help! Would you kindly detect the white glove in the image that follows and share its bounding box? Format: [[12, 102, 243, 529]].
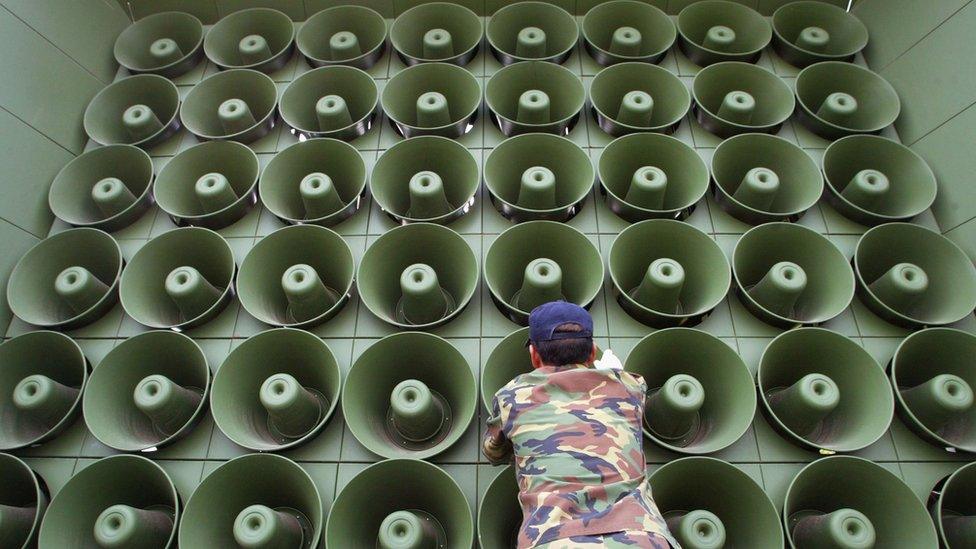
[[593, 349, 623, 371]]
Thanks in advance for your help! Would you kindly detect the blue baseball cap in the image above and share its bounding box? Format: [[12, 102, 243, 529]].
[[528, 301, 593, 344]]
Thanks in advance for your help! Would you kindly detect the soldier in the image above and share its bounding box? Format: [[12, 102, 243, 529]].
[[484, 301, 679, 549]]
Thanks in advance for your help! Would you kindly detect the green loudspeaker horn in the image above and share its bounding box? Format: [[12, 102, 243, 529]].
[[82, 331, 209, 453], [279, 65, 378, 141], [370, 136, 479, 224], [891, 328, 976, 454], [83, 74, 181, 149], [326, 459, 473, 548], [180, 69, 278, 143], [772, 1, 869, 68], [381, 63, 481, 138], [785, 456, 938, 548], [626, 329, 755, 454], [692, 62, 795, 137], [711, 133, 823, 224], [7, 228, 122, 330], [854, 223, 976, 328], [0, 453, 49, 548], [733, 223, 855, 328], [760, 328, 894, 454], [481, 327, 532, 411], [796, 61, 901, 140], [119, 227, 235, 330], [391, 2, 482, 66], [478, 466, 520, 549], [929, 462, 976, 548], [211, 329, 341, 451], [179, 454, 322, 548], [113, 11, 205, 78], [39, 455, 179, 548], [358, 223, 478, 329], [582, 0, 675, 66], [610, 220, 730, 328], [486, 61, 585, 136], [343, 333, 476, 459], [597, 133, 709, 222], [650, 457, 783, 548], [203, 7, 295, 73], [0, 332, 87, 451], [823, 135, 938, 226], [677, 0, 771, 66], [237, 225, 354, 328], [485, 221, 603, 325], [154, 141, 259, 229], [590, 62, 690, 136], [48, 145, 154, 232], [297, 5, 387, 70], [484, 134, 592, 223], [259, 138, 367, 226], [486, 1, 578, 65]]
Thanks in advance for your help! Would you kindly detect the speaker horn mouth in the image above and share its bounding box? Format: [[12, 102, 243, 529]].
[[486, 1, 579, 65], [677, 0, 772, 66], [823, 135, 938, 226], [711, 133, 824, 224], [113, 11, 205, 77], [83, 74, 182, 149], [0, 453, 49, 547], [692, 62, 795, 138], [582, 0, 676, 66], [391, 2, 483, 66], [772, 1, 869, 68], [486, 61, 585, 137], [590, 62, 690, 136], [297, 5, 388, 70], [180, 69, 278, 143], [795, 61, 901, 140], [204, 7, 295, 73], [928, 461, 976, 548], [48, 145, 155, 232], [478, 465, 521, 549], [279, 65, 379, 141], [381, 63, 481, 139], [481, 327, 532, 412]]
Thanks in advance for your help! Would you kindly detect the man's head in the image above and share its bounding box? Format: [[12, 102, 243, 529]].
[[527, 301, 597, 368]]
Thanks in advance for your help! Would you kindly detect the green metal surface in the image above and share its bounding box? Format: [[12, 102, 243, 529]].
[[1, 2, 975, 548]]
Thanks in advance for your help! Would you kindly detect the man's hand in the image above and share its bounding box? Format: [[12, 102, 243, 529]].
[[483, 430, 513, 465]]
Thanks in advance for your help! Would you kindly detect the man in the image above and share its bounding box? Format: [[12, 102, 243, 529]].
[[484, 301, 678, 549]]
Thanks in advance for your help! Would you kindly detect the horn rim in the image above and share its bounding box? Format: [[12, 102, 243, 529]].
[[0, 331, 89, 450], [581, 0, 676, 66], [732, 222, 856, 328], [692, 62, 795, 137], [771, 1, 869, 68], [481, 327, 532, 412], [822, 135, 938, 226], [83, 74, 182, 148], [258, 138, 367, 226], [853, 223, 976, 328], [484, 221, 604, 325], [677, 0, 772, 66], [590, 62, 691, 136], [380, 63, 481, 139], [357, 223, 479, 329], [297, 5, 388, 69], [7, 228, 123, 330], [342, 332, 477, 459], [39, 454, 180, 547], [179, 69, 278, 143], [153, 140, 260, 229], [203, 7, 296, 72], [477, 465, 519, 549], [758, 327, 895, 453], [891, 327, 976, 453], [390, 2, 483, 66], [82, 330, 210, 452], [929, 461, 976, 546], [237, 225, 355, 328], [795, 61, 901, 139], [118, 227, 236, 330], [48, 144, 155, 231], [113, 11, 205, 77], [0, 452, 49, 546], [486, 1, 579, 65], [485, 61, 586, 136], [710, 133, 824, 224], [279, 65, 380, 141]]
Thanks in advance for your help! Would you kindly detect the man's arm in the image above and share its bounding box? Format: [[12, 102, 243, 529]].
[[483, 395, 514, 465]]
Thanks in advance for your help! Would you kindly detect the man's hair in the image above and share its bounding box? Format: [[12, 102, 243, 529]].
[[532, 322, 593, 366]]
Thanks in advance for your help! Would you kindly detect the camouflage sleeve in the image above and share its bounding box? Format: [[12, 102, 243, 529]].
[[483, 390, 513, 465]]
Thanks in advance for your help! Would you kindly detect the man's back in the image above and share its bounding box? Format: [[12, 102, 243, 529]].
[[487, 363, 676, 548]]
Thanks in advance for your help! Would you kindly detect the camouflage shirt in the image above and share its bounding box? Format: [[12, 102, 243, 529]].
[[484, 364, 678, 549]]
